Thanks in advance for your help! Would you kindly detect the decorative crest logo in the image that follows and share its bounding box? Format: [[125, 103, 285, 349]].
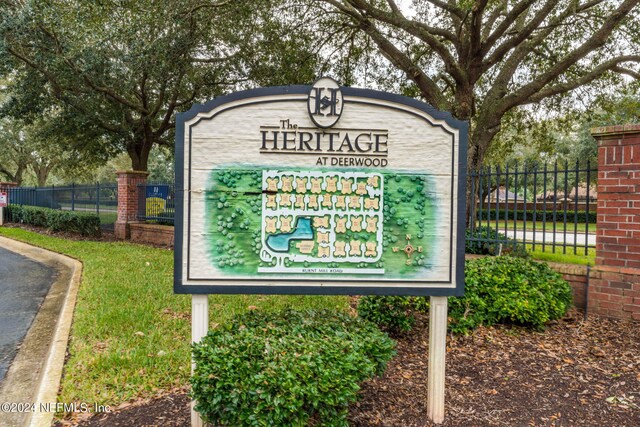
[[307, 77, 343, 128]]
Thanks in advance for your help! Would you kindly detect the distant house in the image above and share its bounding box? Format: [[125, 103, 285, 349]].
[[571, 184, 598, 202], [536, 184, 597, 202], [489, 186, 518, 202]]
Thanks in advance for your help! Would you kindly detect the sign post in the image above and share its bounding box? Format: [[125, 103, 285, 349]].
[[175, 78, 467, 425], [0, 191, 8, 226], [190, 294, 208, 427], [428, 296, 448, 423]]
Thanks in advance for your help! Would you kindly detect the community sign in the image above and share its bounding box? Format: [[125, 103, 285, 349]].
[[175, 78, 467, 295]]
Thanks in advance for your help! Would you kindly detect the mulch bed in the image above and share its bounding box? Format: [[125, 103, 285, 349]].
[[56, 309, 639, 426]]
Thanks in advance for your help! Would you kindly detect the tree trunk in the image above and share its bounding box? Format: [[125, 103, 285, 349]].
[[31, 161, 55, 187], [465, 124, 500, 226], [126, 137, 154, 171], [0, 163, 26, 186]]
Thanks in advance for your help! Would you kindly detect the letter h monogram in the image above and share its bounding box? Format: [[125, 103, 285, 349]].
[[312, 87, 340, 117]]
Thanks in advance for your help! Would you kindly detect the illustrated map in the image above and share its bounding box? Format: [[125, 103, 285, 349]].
[[259, 170, 384, 274], [206, 167, 436, 279]]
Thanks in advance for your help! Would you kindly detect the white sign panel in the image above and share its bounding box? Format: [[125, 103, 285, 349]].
[[175, 78, 467, 295]]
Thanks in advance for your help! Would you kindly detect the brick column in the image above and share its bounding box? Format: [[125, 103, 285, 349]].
[[592, 125, 640, 268], [589, 125, 640, 320], [0, 182, 18, 191], [115, 171, 148, 240]]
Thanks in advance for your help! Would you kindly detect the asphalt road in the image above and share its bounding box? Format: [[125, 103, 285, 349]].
[[0, 247, 56, 382]]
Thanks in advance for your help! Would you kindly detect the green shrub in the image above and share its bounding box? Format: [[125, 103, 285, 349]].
[[450, 256, 572, 334], [357, 295, 423, 335], [465, 225, 528, 257], [191, 309, 395, 427], [476, 208, 596, 224], [8, 205, 101, 236], [360, 257, 572, 335]]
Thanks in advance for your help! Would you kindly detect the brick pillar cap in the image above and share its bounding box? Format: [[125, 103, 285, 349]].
[[590, 124, 640, 137], [116, 170, 149, 177], [0, 182, 18, 187]]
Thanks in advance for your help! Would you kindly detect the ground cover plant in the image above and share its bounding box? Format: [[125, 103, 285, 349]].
[[0, 227, 348, 419], [449, 256, 572, 334], [359, 256, 572, 335], [191, 309, 395, 426], [356, 295, 425, 335]]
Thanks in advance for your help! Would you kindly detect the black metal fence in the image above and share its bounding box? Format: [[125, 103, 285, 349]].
[[6, 183, 118, 230], [4, 163, 597, 252], [136, 182, 175, 225], [468, 161, 597, 256]]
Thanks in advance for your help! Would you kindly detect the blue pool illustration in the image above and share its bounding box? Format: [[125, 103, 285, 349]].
[[266, 217, 314, 252]]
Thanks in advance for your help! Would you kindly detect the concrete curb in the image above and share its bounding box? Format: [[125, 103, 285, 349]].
[[0, 236, 83, 427]]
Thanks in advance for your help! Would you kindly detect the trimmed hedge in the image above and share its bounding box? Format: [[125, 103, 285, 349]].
[[191, 309, 395, 427], [7, 205, 101, 236], [359, 256, 572, 335], [476, 208, 596, 224], [356, 296, 427, 335]]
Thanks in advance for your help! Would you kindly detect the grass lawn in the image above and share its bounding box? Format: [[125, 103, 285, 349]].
[[528, 244, 595, 265], [0, 227, 347, 411], [97, 212, 117, 225]]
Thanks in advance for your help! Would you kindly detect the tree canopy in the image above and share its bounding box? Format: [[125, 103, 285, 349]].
[[2, 0, 639, 182], [0, 0, 326, 172], [316, 0, 640, 172]]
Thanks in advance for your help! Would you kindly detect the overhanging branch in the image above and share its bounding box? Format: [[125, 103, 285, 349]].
[[524, 56, 640, 104]]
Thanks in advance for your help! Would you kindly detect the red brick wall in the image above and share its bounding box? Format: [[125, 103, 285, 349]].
[[129, 223, 174, 247], [547, 262, 588, 310], [547, 262, 640, 321], [115, 171, 148, 239], [592, 125, 640, 269], [587, 266, 640, 321], [0, 182, 18, 192]]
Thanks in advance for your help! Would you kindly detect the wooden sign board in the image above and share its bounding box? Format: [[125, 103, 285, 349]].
[[175, 78, 467, 295]]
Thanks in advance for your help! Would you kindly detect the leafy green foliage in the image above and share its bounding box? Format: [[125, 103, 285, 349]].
[[191, 309, 395, 427], [450, 256, 572, 334], [7, 205, 101, 236], [1, 0, 323, 172], [476, 209, 597, 224], [357, 296, 421, 335], [315, 0, 639, 177], [359, 257, 572, 335], [465, 226, 528, 257]]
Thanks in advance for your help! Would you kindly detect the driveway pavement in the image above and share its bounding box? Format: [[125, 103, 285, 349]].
[[0, 246, 56, 382], [504, 230, 596, 247]]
